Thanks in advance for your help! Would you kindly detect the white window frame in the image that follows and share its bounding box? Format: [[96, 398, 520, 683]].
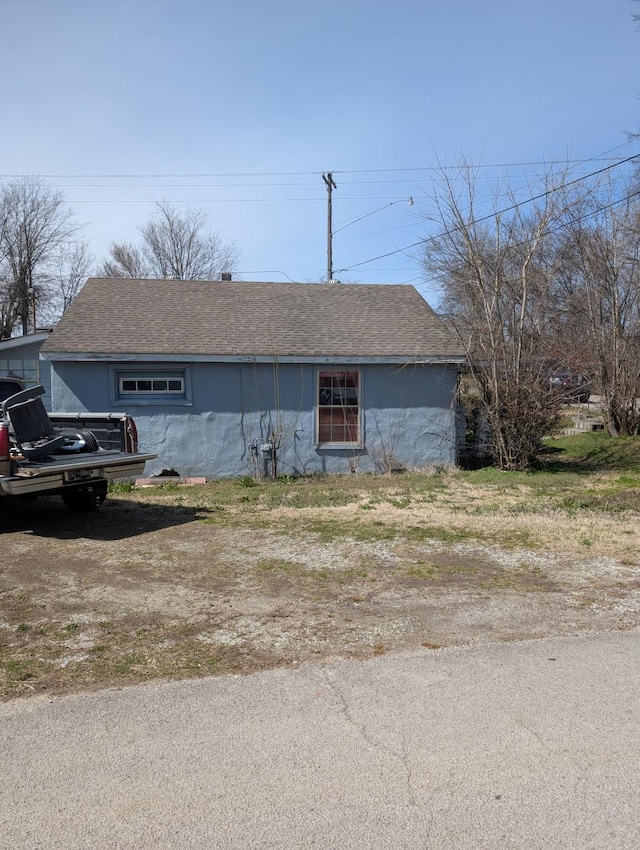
[[118, 376, 185, 395], [111, 367, 191, 406], [315, 368, 362, 447]]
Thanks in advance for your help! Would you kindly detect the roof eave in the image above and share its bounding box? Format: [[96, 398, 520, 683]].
[[42, 351, 466, 366]]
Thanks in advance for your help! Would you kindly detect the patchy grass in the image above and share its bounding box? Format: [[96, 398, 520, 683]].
[[0, 607, 261, 699], [123, 440, 637, 523], [2, 434, 640, 700], [542, 432, 640, 472]]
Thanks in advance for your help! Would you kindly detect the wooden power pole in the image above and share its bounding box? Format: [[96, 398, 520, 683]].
[[322, 172, 337, 281]]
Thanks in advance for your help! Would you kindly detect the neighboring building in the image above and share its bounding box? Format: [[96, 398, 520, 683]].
[[41, 278, 466, 478], [0, 331, 53, 410]]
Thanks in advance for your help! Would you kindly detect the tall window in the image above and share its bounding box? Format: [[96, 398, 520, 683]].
[[317, 370, 360, 445]]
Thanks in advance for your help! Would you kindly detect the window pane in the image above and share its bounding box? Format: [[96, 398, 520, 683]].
[[318, 408, 333, 426], [121, 380, 136, 391], [334, 424, 350, 443], [168, 380, 182, 391], [152, 380, 168, 391], [344, 413, 358, 441]]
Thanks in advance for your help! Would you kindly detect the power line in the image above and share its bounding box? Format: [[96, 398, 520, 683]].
[[64, 196, 418, 204], [2, 165, 635, 186], [416, 186, 640, 296], [330, 139, 639, 175], [332, 199, 414, 234], [1, 140, 637, 181], [0, 168, 636, 194], [0, 157, 630, 180], [335, 153, 640, 274]]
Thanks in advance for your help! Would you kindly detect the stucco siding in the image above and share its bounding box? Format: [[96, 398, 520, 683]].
[[0, 336, 52, 410], [49, 360, 459, 478]]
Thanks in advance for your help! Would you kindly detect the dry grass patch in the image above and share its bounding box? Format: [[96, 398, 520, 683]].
[[2, 438, 640, 699]]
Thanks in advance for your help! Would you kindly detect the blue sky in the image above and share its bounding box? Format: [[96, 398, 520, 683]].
[[1, 0, 639, 302]]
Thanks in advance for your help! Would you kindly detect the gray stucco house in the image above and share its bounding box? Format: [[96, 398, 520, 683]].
[[0, 331, 53, 410], [41, 278, 465, 478]]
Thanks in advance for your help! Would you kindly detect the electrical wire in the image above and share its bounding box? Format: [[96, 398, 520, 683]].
[[334, 153, 640, 274], [3, 140, 637, 285], [399, 186, 640, 295], [329, 179, 640, 283], [0, 139, 636, 182]]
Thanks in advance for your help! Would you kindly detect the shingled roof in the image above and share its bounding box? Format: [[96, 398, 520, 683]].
[[41, 278, 465, 361]]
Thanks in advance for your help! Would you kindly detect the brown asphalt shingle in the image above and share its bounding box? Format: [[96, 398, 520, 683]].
[[41, 278, 465, 360]]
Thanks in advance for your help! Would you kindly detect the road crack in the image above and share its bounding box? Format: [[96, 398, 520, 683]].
[[321, 668, 416, 806]]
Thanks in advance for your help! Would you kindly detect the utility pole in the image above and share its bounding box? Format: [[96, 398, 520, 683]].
[[29, 288, 37, 334], [322, 172, 337, 281]]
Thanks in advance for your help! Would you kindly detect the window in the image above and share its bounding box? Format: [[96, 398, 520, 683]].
[[111, 367, 191, 407], [119, 376, 185, 395], [116, 371, 187, 401], [317, 370, 360, 445], [0, 359, 38, 389]]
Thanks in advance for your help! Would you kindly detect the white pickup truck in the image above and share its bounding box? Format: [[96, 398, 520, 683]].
[[0, 377, 156, 510]]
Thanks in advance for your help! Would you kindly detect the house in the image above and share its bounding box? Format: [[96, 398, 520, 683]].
[[0, 331, 53, 410], [40, 278, 466, 478]]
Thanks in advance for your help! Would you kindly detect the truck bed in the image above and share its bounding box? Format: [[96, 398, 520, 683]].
[[1, 450, 156, 496], [49, 412, 138, 453], [0, 381, 157, 506]]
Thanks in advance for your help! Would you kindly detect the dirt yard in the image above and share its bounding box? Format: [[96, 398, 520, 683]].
[[1, 466, 639, 700]]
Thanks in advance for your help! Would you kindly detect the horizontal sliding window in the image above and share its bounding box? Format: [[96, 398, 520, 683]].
[[119, 377, 184, 394], [116, 371, 186, 401]]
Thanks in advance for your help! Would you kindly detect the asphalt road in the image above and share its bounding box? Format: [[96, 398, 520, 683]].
[[2, 630, 640, 849]]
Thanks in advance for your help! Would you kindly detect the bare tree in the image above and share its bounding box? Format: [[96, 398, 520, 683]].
[[0, 177, 81, 337], [98, 201, 239, 280], [422, 164, 571, 470], [98, 241, 147, 279], [39, 240, 94, 324], [630, 0, 640, 140], [558, 190, 640, 435]]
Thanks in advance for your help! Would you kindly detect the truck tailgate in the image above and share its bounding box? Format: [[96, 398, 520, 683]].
[[10, 451, 157, 477], [0, 452, 156, 496]]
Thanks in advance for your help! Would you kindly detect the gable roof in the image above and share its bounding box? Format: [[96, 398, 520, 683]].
[[42, 278, 465, 362]]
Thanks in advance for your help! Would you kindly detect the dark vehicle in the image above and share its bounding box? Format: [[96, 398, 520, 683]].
[[0, 378, 27, 404], [548, 372, 591, 404]]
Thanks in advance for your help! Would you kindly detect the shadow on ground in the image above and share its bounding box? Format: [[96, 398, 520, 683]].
[[0, 496, 210, 541]]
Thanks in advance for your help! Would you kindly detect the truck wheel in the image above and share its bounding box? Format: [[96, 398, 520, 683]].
[[61, 481, 108, 511]]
